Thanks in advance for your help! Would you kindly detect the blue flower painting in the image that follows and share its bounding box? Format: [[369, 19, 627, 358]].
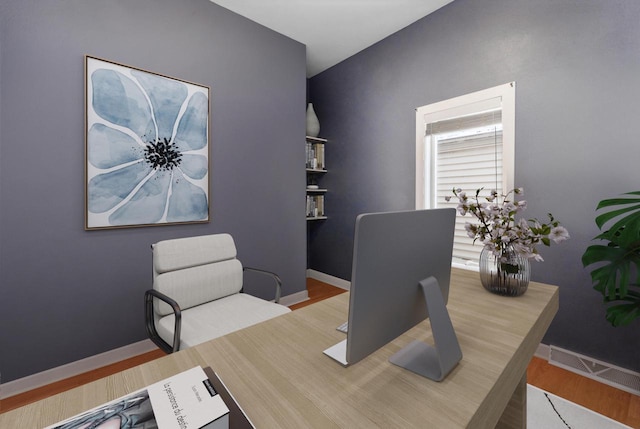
[[85, 56, 209, 229]]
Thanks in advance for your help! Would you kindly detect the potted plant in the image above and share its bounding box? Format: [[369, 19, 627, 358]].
[[582, 192, 640, 326], [449, 187, 569, 296]]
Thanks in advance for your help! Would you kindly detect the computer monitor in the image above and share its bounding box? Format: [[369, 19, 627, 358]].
[[323, 208, 462, 381]]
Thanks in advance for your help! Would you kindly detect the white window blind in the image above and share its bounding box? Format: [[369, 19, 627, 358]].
[[429, 111, 503, 263]]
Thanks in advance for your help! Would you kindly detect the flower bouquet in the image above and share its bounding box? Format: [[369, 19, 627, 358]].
[[448, 187, 569, 295]]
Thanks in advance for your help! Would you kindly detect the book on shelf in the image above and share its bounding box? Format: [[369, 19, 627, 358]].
[[317, 194, 324, 216], [45, 366, 254, 429], [306, 195, 325, 218], [305, 141, 325, 170], [306, 195, 314, 217], [305, 141, 314, 169], [316, 143, 325, 169]]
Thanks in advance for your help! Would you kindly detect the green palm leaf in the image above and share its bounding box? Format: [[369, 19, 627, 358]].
[[605, 302, 640, 326], [582, 246, 630, 298], [582, 191, 640, 326]]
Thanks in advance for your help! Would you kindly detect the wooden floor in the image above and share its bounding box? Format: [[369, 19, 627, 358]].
[[2, 278, 639, 427], [528, 355, 640, 427], [289, 277, 347, 310]]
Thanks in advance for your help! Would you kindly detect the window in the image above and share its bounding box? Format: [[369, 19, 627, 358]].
[[415, 82, 515, 269]]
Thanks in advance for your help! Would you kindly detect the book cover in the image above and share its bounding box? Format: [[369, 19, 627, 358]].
[[45, 366, 229, 429], [202, 368, 255, 429]]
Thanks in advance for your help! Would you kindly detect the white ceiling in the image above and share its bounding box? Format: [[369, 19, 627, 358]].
[[209, 0, 455, 77]]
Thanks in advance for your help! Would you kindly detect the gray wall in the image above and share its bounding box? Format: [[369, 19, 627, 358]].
[[309, 0, 640, 371], [0, 0, 307, 382]]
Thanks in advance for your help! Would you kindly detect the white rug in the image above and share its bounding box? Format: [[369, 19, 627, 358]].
[[527, 384, 631, 429]]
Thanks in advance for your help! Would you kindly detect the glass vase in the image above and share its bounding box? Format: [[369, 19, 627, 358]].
[[479, 246, 530, 296]]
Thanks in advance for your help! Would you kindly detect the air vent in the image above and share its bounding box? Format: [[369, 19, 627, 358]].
[[549, 345, 640, 396]]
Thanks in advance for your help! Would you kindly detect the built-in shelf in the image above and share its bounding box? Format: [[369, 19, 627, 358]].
[[305, 136, 328, 143], [306, 136, 327, 221], [307, 216, 328, 221]]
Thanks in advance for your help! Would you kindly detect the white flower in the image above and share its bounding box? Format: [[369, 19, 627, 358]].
[[503, 202, 517, 213], [449, 186, 569, 264], [87, 66, 209, 226], [464, 222, 477, 239], [550, 226, 570, 243]]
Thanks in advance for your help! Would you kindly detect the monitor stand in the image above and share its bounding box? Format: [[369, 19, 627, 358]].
[[389, 276, 462, 381]]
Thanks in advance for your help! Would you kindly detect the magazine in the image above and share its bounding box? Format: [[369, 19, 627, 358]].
[[45, 366, 229, 429]]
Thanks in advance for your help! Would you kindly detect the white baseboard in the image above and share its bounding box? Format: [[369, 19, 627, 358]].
[[535, 343, 551, 360], [0, 339, 158, 399], [306, 269, 350, 290], [278, 289, 309, 307], [548, 344, 640, 395]]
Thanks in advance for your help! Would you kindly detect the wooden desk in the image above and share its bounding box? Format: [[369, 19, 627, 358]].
[[0, 268, 558, 428]]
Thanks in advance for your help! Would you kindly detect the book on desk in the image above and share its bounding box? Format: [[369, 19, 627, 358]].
[[44, 366, 254, 429]]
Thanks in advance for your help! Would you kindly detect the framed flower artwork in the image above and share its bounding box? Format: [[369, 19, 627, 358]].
[[85, 56, 210, 229]]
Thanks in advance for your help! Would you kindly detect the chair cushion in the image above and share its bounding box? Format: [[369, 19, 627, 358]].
[[153, 234, 237, 274], [154, 259, 243, 316], [156, 293, 291, 350]]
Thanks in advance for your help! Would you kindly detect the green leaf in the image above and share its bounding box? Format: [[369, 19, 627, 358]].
[[582, 245, 627, 265], [596, 191, 640, 207], [601, 284, 640, 327], [595, 203, 640, 230], [602, 287, 640, 302], [592, 265, 621, 299], [596, 198, 640, 210], [605, 302, 640, 327], [618, 263, 630, 297], [582, 245, 637, 299], [608, 214, 640, 248], [584, 191, 640, 326]]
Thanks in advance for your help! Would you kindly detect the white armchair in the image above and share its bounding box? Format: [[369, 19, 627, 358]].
[[145, 233, 291, 353]]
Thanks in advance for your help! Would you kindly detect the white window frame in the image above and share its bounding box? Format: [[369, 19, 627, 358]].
[[415, 82, 515, 269]]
